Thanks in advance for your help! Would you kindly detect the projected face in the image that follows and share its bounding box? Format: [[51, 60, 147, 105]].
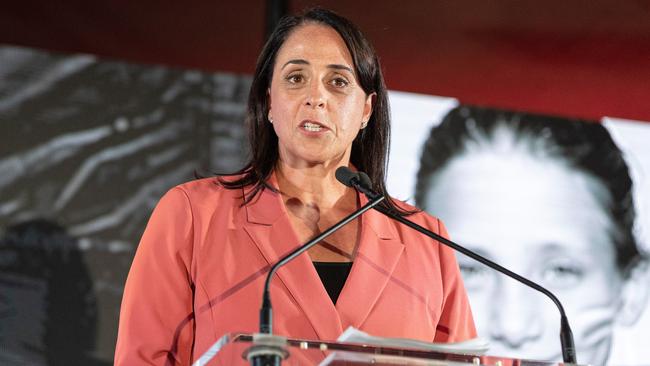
[[423, 146, 625, 366]]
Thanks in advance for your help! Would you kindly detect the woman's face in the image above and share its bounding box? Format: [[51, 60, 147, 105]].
[[423, 146, 624, 365], [268, 23, 373, 169]]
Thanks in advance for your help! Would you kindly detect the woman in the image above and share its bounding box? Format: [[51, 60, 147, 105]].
[[415, 105, 649, 365], [115, 9, 475, 365]]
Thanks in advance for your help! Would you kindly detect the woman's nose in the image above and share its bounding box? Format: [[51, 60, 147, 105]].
[[304, 81, 326, 108], [489, 280, 545, 349]]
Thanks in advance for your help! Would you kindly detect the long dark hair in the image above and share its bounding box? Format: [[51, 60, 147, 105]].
[[415, 105, 645, 273], [219, 8, 411, 214]]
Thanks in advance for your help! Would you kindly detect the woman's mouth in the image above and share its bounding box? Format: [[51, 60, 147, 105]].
[[300, 120, 327, 133]]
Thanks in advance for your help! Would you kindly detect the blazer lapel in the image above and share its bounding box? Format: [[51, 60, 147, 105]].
[[242, 176, 343, 340], [336, 193, 405, 329]]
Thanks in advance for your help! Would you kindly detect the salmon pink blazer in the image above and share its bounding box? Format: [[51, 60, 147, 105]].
[[115, 176, 476, 365]]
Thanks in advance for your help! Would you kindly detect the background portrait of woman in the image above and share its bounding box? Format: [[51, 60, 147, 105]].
[[414, 105, 650, 365]]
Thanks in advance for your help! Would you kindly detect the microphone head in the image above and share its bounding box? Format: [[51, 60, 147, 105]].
[[335, 166, 358, 187], [358, 172, 372, 190]]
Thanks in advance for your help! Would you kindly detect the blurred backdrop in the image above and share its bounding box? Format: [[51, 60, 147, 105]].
[[2, 1, 649, 365]]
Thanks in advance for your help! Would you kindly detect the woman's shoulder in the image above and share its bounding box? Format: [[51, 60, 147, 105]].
[[166, 176, 245, 205]]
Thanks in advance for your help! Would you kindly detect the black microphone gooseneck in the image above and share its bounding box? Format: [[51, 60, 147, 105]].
[[335, 167, 577, 365], [250, 182, 385, 365]]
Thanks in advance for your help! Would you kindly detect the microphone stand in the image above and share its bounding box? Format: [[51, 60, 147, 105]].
[[340, 169, 577, 365], [247, 193, 385, 366]]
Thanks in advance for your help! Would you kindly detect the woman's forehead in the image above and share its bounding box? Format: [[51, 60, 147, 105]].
[[426, 151, 616, 254], [275, 24, 354, 71]]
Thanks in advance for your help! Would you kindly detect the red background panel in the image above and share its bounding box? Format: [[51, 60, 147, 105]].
[[2, 0, 649, 121]]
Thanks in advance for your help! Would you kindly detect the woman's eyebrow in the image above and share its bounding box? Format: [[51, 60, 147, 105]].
[[281, 59, 353, 74], [281, 59, 309, 69], [327, 64, 353, 73]]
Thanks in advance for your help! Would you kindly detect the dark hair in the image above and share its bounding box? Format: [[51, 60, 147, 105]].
[[0, 219, 100, 365], [219, 8, 410, 214], [415, 105, 645, 273]]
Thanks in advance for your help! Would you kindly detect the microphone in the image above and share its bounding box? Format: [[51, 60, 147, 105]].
[[250, 177, 385, 365], [334, 168, 374, 198], [335, 167, 578, 365]]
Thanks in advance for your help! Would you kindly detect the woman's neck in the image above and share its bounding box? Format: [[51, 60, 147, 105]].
[[275, 160, 361, 263], [275, 161, 355, 211]]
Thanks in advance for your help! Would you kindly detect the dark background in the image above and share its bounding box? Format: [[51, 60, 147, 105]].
[[0, 45, 251, 363], [2, 0, 650, 121]]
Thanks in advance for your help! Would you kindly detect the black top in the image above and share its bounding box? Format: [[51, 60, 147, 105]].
[[313, 261, 353, 305]]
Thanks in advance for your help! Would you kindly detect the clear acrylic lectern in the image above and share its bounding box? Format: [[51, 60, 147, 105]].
[[192, 333, 584, 366]]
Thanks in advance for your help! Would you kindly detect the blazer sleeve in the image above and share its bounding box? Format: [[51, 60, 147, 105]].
[[433, 219, 477, 342], [115, 187, 195, 365]]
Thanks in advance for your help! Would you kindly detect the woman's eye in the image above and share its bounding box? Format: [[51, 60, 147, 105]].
[[541, 261, 584, 287], [330, 77, 349, 88], [459, 262, 490, 290], [286, 74, 304, 83]]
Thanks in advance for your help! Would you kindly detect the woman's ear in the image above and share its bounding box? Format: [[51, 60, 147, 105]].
[[362, 92, 376, 124], [616, 259, 650, 326]]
